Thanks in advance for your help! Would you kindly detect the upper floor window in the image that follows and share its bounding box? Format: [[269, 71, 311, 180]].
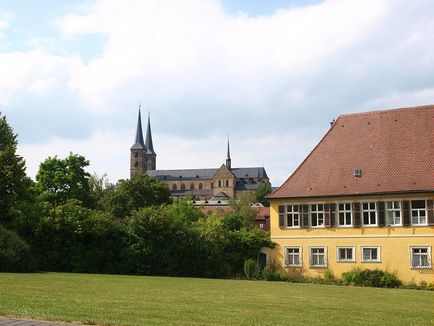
[[134, 153, 138, 158], [190, 183, 194, 190], [134, 161, 138, 168], [225, 180, 229, 187], [198, 183, 203, 190], [411, 200, 427, 225], [386, 201, 401, 226], [310, 204, 324, 227], [218, 180, 222, 187], [181, 183, 186, 190], [410, 247, 431, 269], [172, 184, 177, 190], [362, 202, 377, 226], [338, 203, 352, 226], [286, 205, 300, 228]]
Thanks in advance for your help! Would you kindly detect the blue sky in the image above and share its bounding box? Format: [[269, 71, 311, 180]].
[[1, 0, 434, 185]]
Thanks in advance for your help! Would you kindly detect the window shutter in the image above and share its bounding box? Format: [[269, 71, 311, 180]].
[[278, 205, 285, 228], [309, 249, 313, 267], [301, 205, 309, 228], [353, 202, 361, 227], [402, 201, 410, 226], [330, 204, 336, 226], [324, 248, 328, 267], [378, 201, 385, 227], [427, 200, 434, 225], [324, 204, 331, 227]]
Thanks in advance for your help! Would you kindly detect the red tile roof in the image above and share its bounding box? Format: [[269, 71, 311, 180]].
[[269, 105, 434, 199]]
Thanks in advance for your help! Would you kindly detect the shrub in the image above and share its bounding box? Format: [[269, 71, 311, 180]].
[[323, 269, 336, 284], [286, 269, 305, 283], [262, 266, 288, 281], [244, 259, 257, 279], [342, 268, 401, 288], [0, 225, 36, 272]]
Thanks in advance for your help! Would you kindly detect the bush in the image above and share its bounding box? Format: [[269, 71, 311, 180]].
[[323, 269, 336, 284], [342, 268, 401, 288], [244, 259, 257, 279], [0, 225, 36, 272], [262, 266, 288, 281], [286, 268, 305, 283]]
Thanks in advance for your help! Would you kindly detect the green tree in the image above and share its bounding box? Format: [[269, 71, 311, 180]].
[[255, 182, 272, 207], [0, 113, 29, 224], [108, 174, 172, 220], [34, 153, 93, 207], [88, 173, 115, 210]]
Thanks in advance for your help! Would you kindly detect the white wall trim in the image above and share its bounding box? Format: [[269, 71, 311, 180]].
[[272, 234, 434, 239]]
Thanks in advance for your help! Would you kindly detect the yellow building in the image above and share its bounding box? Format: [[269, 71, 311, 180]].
[[267, 105, 434, 283]]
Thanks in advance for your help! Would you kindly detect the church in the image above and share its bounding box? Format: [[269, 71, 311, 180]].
[[130, 109, 271, 201]]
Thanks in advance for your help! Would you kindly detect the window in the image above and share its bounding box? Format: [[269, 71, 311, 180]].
[[411, 200, 427, 225], [386, 201, 401, 226], [361, 246, 381, 262], [190, 183, 194, 190], [286, 205, 300, 228], [218, 180, 221, 187], [181, 183, 185, 190], [336, 247, 355, 262], [362, 202, 377, 226], [134, 161, 138, 168], [172, 184, 177, 190], [410, 247, 431, 269], [134, 153, 138, 158], [198, 183, 203, 190], [309, 247, 327, 267], [285, 247, 302, 267], [225, 180, 229, 187], [310, 204, 324, 227], [338, 203, 352, 226]]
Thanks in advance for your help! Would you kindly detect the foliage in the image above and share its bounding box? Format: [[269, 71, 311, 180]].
[[342, 268, 402, 288], [262, 265, 288, 282], [255, 182, 272, 207], [0, 113, 29, 224], [0, 225, 35, 272], [286, 268, 305, 283], [107, 173, 172, 220], [243, 259, 257, 279], [323, 269, 336, 284], [88, 173, 115, 211], [228, 193, 257, 229], [34, 153, 93, 207]]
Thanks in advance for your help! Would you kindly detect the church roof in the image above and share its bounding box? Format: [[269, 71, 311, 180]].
[[269, 105, 434, 199], [147, 167, 268, 181], [145, 113, 156, 155], [131, 109, 147, 150]]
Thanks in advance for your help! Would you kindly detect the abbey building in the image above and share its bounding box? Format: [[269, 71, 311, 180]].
[[130, 109, 271, 201]]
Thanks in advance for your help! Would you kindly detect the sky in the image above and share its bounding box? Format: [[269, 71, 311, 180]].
[[1, 0, 434, 186]]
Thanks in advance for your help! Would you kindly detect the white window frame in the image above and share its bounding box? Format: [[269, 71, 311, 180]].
[[361, 201, 377, 227], [310, 203, 325, 228], [284, 246, 302, 267], [286, 204, 301, 228], [309, 246, 328, 268], [410, 200, 428, 226], [409, 246, 432, 269], [360, 246, 381, 263], [337, 202, 352, 227], [385, 200, 402, 226], [336, 246, 356, 262]]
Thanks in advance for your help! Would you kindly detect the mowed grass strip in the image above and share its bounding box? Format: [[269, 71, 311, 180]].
[[0, 273, 432, 326]]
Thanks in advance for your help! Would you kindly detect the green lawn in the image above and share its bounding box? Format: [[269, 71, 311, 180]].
[[0, 273, 432, 326]]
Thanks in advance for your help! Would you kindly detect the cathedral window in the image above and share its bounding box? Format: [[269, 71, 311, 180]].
[[199, 183, 203, 190], [181, 184, 186, 190], [172, 184, 177, 190], [190, 183, 194, 190], [134, 161, 138, 168], [134, 153, 138, 158], [225, 180, 229, 187], [218, 180, 222, 187]]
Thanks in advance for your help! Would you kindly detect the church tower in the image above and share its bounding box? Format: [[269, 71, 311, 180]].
[[145, 113, 156, 171], [225, 138, 231, 169], [130, 108, 147, 177]]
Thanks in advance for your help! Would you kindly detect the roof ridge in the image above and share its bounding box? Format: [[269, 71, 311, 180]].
[[339, 104, 434, 118]]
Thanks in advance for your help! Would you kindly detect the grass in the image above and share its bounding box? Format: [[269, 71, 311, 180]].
[[0, 273, 433, 326]]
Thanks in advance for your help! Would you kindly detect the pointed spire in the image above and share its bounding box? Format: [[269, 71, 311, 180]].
[[226, 136, 231, 169], [145, 112, 156, 155], [131, 106, 147, 150]]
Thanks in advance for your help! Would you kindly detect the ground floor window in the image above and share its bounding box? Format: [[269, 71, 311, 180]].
[[285, 247, 302, 267], [361, 246, 381, 262], [309, 247, 327, 267], [410, 247, 431, 269], [336, 247, 355, 262]]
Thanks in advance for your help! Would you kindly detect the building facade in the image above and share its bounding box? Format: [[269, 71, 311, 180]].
[[131, 109, 271, 200], [267, 105, 434, 283]]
